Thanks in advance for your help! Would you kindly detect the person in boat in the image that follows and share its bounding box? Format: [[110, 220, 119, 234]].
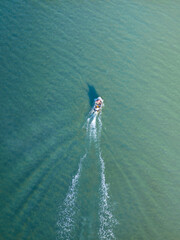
[[96, 98, 102, 105]]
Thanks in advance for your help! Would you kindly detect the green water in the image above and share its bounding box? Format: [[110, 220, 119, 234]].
[[0, 0, 180, 239]]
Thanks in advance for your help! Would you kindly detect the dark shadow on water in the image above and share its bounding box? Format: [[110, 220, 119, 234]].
[[87, 84, 99, 107]]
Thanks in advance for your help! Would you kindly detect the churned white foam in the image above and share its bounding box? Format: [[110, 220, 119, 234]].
[[98, 112, 102, 139], [98, 152, 117, 240], [87, 114, 97, 142], [57, 154, 87, 240], [90, 114, 97, 140], [87, 110, 117, 239], [86, 116, 90, 134], [57, 103, 117, 239]]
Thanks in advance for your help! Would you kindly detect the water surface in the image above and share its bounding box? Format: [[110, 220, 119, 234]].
[[0, 0, 180, 239]]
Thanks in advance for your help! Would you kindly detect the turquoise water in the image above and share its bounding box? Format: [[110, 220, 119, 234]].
[[0, 0, 180, 239]]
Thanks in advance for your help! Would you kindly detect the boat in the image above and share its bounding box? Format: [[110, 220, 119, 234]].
[[92, 97, 104, 114]]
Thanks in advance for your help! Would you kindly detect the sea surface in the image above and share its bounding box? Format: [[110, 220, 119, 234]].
[[0, 0, 180, 240]]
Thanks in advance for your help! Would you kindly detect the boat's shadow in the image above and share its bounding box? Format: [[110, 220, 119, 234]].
[[87, 84, 99, 107]]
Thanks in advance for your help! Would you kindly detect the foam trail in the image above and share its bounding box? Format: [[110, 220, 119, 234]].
[[57, 154, 86, 240], [98, 152, 117, 240], [89, 111, 117, 239], [90, 114, 97, 140], [87, 113, 97, 142], [98, 112, 102, 139], [57, 104, 117, 239]]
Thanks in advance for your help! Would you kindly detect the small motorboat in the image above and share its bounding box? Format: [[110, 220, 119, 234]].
[[92, 97, 104, 114]]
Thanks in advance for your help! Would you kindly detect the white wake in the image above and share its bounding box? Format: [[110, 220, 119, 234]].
[[98, 152, 117, 240], [87, 111, 117, 240], [57, 154, 86, 240], [57, 106, 117, 239], [86, 113, 98, 142]]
